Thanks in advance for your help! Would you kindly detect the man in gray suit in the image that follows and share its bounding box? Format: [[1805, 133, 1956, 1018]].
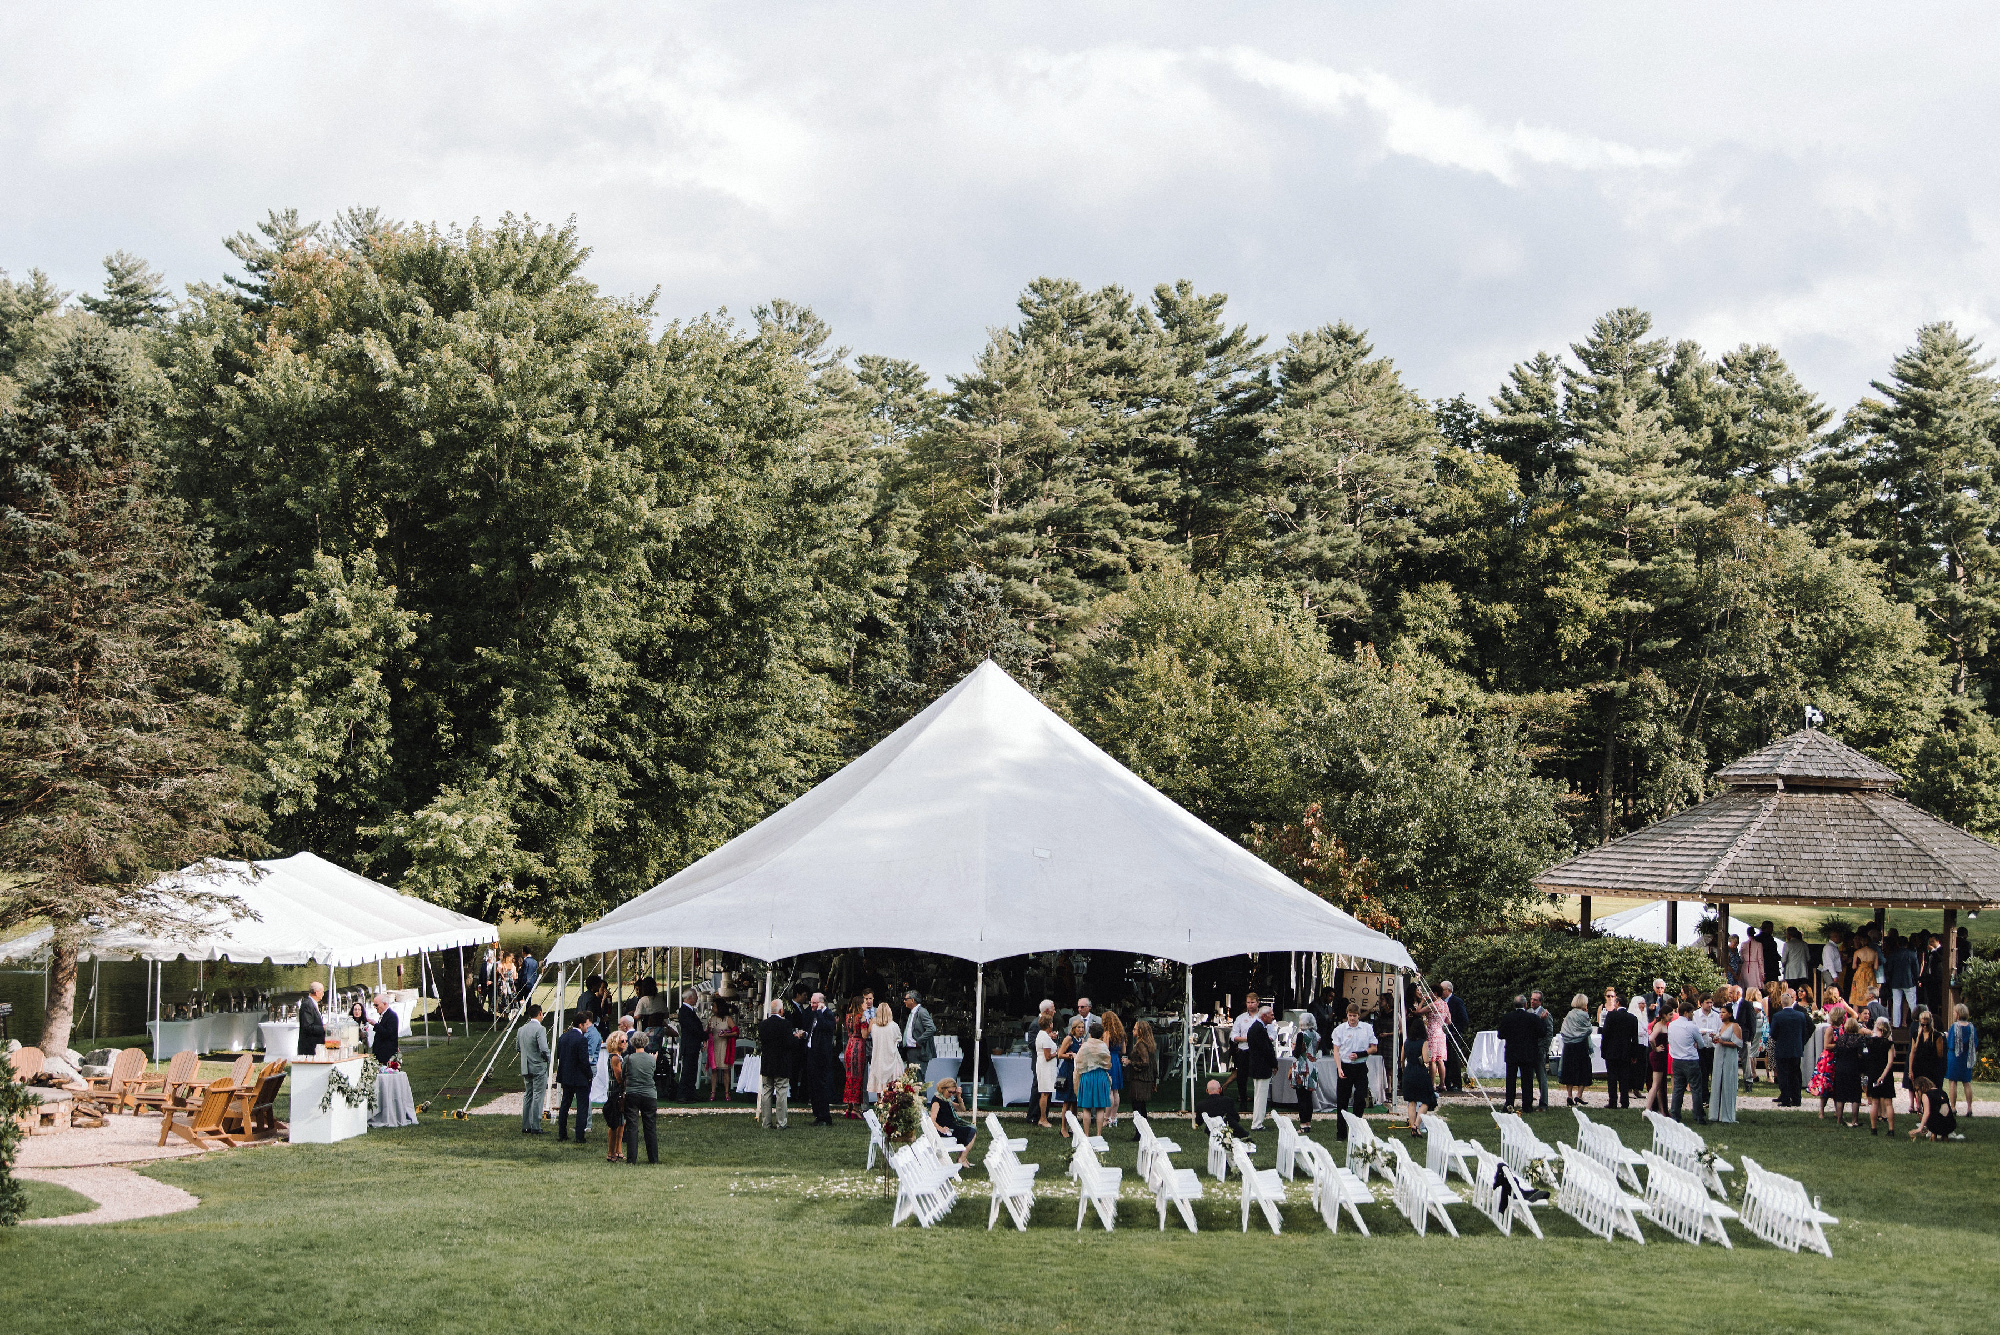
[[517, 1004, 551, 1133], [902, 991, 937, 1070]]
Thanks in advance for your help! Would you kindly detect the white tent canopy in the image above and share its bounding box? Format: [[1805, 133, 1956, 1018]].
[[1595, 899, 1750, 948], [0, 851, 497, 966], [550, 660, 1412, 971]]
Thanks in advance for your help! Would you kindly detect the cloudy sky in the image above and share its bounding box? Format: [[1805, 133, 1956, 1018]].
[[5, 3, 1995, 408]]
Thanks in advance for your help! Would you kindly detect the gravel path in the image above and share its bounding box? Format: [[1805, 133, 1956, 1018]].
[[16, 1167, 201, 1227], [15, 1113, 214, 1168]]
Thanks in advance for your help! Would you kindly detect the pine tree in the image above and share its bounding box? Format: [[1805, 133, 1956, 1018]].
[[0, 267, 68, 381], [77, 251, 173, 329], [1484, 351, 1567, 489], [0, 322, 263, 1056]]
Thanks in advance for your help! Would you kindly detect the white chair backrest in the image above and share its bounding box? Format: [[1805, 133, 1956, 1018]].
[[1737, 1154, 1836, 1257], [1640, 1150, 1732, 1248], [1555, 1142, 1644, 1244]]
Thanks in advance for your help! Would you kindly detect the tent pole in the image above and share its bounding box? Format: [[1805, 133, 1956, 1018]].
[[972, 963, 984, 1119], [92, 958, 100, 1041], [1393, 968, 1405, 1110], [456, 945, 468, 1034], [1184, 963, 1194, 1116]]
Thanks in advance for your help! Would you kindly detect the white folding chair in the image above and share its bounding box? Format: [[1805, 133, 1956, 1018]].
[[1132, 1113, 1183, 1183], [888, 1144, 959, 1228], [1738, 1155, 1838, 1256], [1639, 1150, 1737, 1247], [1145, 1141, 1204, 1232], [1064, 1110, 1109, 1178], [1643, 1110, 1734, 1197], [983, 1142, 1040, 1231], [1274, 1113, 1302, 1180], [1072, 1142, 1124, 1231], [1421, 1111, 1476, 1184], [863, 1108, 891, 1170], [985, 1112, 1029, 1156], [1491, 1109, 1561, 1181], [1340, 1110, 1388, 1184], [1303, 1141, 1373, 1236], [1201, 1113, 1251, 1181], [1231, 1140, 1287, 1234], [1385, 1138, 1459, 1237], [1554, 1142, 1646, 1243], [1572, 1108, 1645, 1190], [1466, 1141, 1543, 1239]]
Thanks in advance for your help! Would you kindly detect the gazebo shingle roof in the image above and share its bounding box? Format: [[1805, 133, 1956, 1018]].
[[1534, 729, 2000, 910]]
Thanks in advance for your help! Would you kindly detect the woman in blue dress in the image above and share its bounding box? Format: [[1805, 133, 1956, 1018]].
[[1946, 1002, 1979, 1120], [1073, 1020, 1113, 1136], [1101, 1011, 1126, 1129]]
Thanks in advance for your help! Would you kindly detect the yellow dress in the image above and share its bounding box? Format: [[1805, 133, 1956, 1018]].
[[1848, 947, 1878, 1007]]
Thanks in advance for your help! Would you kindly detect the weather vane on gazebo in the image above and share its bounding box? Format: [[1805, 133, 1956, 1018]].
[[1804, 705, 1824, 730]]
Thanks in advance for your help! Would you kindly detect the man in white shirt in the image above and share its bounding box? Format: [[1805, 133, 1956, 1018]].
[[1228, 992, 1261, 1112], [1693, 994, 1723, 1103], [1329, 1003, 1379, 1137], [1820, 936, 1846, 1007], [1667, 1002, 1711, 1124]]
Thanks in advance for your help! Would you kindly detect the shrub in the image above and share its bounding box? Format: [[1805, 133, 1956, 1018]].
[[1960, 958, 2000, 1037], [1426, 930, 1725, 1034], [0, 1051, 30, 1226]]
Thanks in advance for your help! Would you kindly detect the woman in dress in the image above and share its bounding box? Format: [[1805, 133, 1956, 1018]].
[[1906, 1009, 1946, 1115], [1290, 1012, 1323, 1131], [866, 1002, 903, 1099], [1848, 934, 1880, 1008], [1401, 1031, 1438, 1135], [1829, 1015, 1867, 1127], [1708, 1004, 1742, 1124], [1123, 1021, 1159, 1136], [1558, 993, 1595, 1108], [1643, 1023, 1671, 1114], [1864, 1016, 1898, 1134], [1421, 993, 1449, 1089], [1073, 1020, 1112, 1137], [705, 1001, 738, 1103], [1100, 1011, 1126, 1129], [601, 1030, 628, 1163], [1742, 927, 1766, 993], [1054, 1017, 1085, 1117], [926, 1076, 977, 1167], [1032, 1013, 1061, 1128], [840, 997, 868, 1119], [1946, 1002, 1979, 1119], [1909, 1077, 1960, 1141]]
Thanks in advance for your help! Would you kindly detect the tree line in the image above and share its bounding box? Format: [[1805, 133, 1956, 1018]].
[[7, 210, 2000, 1048]]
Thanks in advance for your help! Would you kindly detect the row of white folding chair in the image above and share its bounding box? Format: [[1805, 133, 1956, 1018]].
[[864, 1109, 891, 1169], [1464, 1140, 1543, 1239], [1231, 1140, 1287, 1234], [1066, 1110, 1109, 1179], [1340, 1111, 1389, 1186], [1070, 1139, 1124, 1231], [1738, 1155, 1838, 1257], [1555, 1142, 1646, 1243], [982, 1114, 1041, 1232], [1299, 1140, 1373, 1235], [1201, 1114, 1252, 1180], [1133, 1114, 1204, 1232], [1491, 1109, 1561, 1181], [1274, 1114, 1303, 1179], [888, 1144, 960, 1228], [1384, 1137, 1461, 1237], [1643, 1110, 1733, 1198], [915, 1111, 967, 1173], [1639, 1150, 1737, 1247], [1421, 1111, 1476, 1185], [1571, 1108, 1646, 1190]]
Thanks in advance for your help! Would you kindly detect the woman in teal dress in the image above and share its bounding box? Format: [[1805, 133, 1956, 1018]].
[[1708, 1006, 1742, 1123]]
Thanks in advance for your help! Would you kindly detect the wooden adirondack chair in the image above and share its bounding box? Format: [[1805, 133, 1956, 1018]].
[[223, 1064, 289, 1145], [229, 1053, 255, 1087], [158, 1078, 239, 1150], [129, 1050, 203, 1118], [83, 1047, 149, 1114]]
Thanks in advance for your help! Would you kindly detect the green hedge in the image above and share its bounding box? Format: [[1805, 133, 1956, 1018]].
[[1425, 932, 1726, 1034]]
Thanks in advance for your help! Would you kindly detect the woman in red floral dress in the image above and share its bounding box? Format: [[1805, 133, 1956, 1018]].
[[841, 994, 872, 1118]]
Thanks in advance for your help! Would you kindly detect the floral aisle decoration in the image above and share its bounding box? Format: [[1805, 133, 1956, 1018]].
[[876, 1065, 927, 1146], [319, 1055, 382, 1114]]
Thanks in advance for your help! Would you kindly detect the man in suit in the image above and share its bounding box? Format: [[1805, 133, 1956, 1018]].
[[1194, 1078, 1241, 1133], [1768, 990, 1811, 1107], [517, 1003, 551, 1132], [297, 981, 327, 1056], [787, 985, 812, 1093], [370, 993, 400, 1064], [1245, 1004, 1279, 1129], [676, 990, 704, 1103], [519, 951, 540, 1005], [1526, 991, 1554, 1109], [802, 991, 842, 1126], [757, 999, 797, 1129], [556, 1010, 595, 1143], [901, 991, 937, 1071], [1439, 982, 1469, 1091], [1497, 995, 1543, 1113], [1599, 994, 1641, 1109]]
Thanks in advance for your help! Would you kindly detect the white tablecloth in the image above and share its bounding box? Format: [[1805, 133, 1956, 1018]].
[[1469, 1030, 1505, 1078], [370, 1068, 418, 1127], [1805, 1022, 1829, 1080], [1272, 1055, 1385, 1108], [204, 1011, 266, 1053], [148, 1020, 204, 1059], [1548, 1030, 1609, 1074], [259, 1019, 360, 1058], [735, 1054, 763, 1094], [287, 1058, 370, 1143], [992, 1054, 1034, 1106], [924, 1056, 961, 1088]]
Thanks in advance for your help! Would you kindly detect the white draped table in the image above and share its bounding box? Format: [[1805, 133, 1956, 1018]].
[[991, 1054, 1034, 1106], [369, 1068, 419, 1127], [734, 1054, 762, 1095], [287, 1057, 370, 1143], [1469, 1030, 1505, 1079], [1271, 1055, 1386, 1109]]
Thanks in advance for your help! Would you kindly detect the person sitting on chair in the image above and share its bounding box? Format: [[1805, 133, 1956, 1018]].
[[927, 1076, 977, 1166], [1195, 1078, 1241, 1133]]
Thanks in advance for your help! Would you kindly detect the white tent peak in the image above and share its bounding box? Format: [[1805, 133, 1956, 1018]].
[[551, 659, 1411, 968]]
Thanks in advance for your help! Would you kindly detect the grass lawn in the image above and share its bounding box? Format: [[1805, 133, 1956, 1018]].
[[3, 1031, 1997, 1335], [17, 1179, 97, 1221]]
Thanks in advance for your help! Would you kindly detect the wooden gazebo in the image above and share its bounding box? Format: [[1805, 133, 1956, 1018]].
[[1535, 728, 2000, 1002]]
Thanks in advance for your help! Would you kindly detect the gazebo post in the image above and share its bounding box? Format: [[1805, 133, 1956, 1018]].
[[1943, 908, 1959, 1013], [1873, 907, 1886, 935], [1580, 895, 1592, 932], [1716, 901, 1731, 966]]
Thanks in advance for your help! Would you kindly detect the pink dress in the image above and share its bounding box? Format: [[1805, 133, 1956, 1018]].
[[1423, 999, 1447, 1060], [1741, 933, 1766, 991]]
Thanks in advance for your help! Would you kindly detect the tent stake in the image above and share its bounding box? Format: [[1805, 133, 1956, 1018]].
[[971, 963, 984, 1119]]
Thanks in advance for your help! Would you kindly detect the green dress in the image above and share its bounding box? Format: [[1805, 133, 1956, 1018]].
[[1709, 1027, 1741, 1123]]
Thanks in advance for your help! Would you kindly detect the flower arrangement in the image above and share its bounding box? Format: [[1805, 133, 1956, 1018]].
[[875, 1065, 928, 1146], [319, 1055, 382, 1113]]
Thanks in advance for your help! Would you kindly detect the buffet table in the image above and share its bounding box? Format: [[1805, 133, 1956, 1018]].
[[287, 1056, 371, 1143], [1271, 1055, 1386, 1109], [259, 1018, 361, 1058], [992, 1054, 1034, 1106]]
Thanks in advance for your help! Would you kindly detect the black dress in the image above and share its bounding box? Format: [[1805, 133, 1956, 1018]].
[[1908, 1032, 1946, 1092], [1862, 1033, 1897, 1100], [1830, 1033, 1866, 1104], [1400, 1035, 1437, 1111]]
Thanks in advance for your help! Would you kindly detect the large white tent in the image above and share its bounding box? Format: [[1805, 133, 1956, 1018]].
[[0, 851, 497, 965], [550, 660, 1411, 971], [1594, 899, 1750, 948]]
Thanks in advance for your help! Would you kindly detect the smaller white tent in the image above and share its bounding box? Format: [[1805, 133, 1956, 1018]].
[[1594, 899, 1749, 948], [0, 852, 496, 965]]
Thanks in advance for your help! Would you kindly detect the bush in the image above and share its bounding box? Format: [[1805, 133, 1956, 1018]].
[[1426, 931, 1726, 1034], [1960, 958, 2000, 1037], [0, 1051, 30, 1226]]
